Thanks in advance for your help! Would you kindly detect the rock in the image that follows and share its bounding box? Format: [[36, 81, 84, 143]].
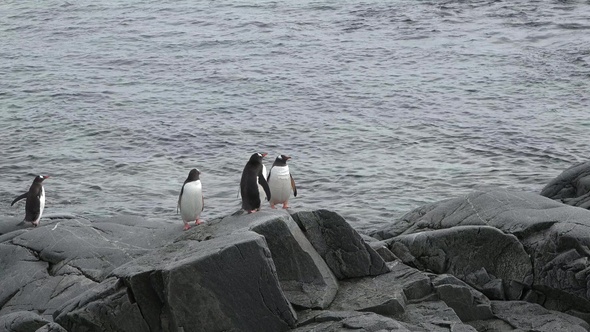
[[372, 189, 590, 314], [9, 216, 179, 282], [58, 231, 298, 332], [0, 275, 96, 320], [177, 210, 339, 309], [431, 274, 494, 322], [248, 211, 339, 309], [0, 311, 55, 332], [399, 301, 478, 332], [293, 310, 411, 332], [361, 234, 399, 262], [54, 277, 148, 332], [388, 225, 533, 295], [490, 301, 589, 331], [540, 161, 590, 207], [291, 210, 390, 279], [329, 261, 433, 316], [34, 322, 67, 332]]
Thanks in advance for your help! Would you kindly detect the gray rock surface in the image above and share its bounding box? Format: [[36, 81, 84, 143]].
[[372, 189, 590, 315], [292, 210, 390, 279], [490, 300, 589, 332], [57, 231, 298, 332], [541, 161, 590, 208], [431, 275, 493, 322], [329, 261, 432, 316], [388, 225, 532, 296], [0, 311, 55, 332], [293, 310, 411, 332]]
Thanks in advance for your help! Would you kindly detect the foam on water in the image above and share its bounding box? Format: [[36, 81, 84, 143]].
[[1, 0, 589, 232]]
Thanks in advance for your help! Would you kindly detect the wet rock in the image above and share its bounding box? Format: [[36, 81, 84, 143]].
[[293, 310, 410, 332], [541, 161, 590, 208], [388, 225, 532, 294], [400, 301, 478, 332], [0, 311, 55, 332], [54, 277, 148, 332], [61, 231, 297, 332], [431, 274, 493, 322], [329, 261, 432, 316], [372, 190, 590, 315], [249, 211, 338, 309], [491, 301, 589, 332], [291, 210, 390, 279]]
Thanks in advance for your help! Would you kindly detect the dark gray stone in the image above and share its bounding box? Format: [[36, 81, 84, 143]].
[[541, 161, 590, 204], [0, 274, 96, 320], [291, 210, 390, 279], [248, 212, 338, 309], [329, 262, 433, 316], [179, 210, 339, 309], [491, 300, 589, 332], [389, 225, 532, 294], [372, 190, 590, 314], [293, 311, 410, 332], [0, 311, 53, 332], [34, 322, 67, 332], [431, 274, 494, 322], [54, 277, 149, 332], [400, 301, 478, 332], [9, 216, 179, 282], [95, 231, 297, 332]]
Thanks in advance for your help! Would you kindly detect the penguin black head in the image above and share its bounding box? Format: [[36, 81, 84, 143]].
[[273, 155, 291, 166], [186, 169, 201, 182], [249, 152, 267, 163], [33, 175, 49, 183]]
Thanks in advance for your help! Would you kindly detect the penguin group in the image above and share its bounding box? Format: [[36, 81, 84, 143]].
[[10, 153, 297, 231]]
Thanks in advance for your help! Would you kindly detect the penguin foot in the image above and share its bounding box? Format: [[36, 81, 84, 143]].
[[195, 219, 204, 225], [248, 210, 257, 214], [32, 221, 39, 227], [270, 204, 277, 209], [282, 204, 290, 209], [183, 224, 191, 231]]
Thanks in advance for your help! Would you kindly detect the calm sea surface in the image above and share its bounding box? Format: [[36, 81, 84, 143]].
[[1, 0, 589, 233]]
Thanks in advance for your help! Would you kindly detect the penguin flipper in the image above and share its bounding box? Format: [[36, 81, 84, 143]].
[[290, 174, 297, 197], [258, 173, 271, 201], [11, 193, 27, 206], [202, 196, 205, 212], [177, 184, 185, 214], [267, 168, 273, 183]]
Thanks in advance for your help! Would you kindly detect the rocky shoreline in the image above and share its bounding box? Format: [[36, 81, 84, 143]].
[[3, 162, 590, 331]]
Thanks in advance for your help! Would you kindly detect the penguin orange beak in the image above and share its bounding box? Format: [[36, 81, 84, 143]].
[[44, 175, 50, 179], [284, 156, 291, 160], [261, 153, 268, 158]]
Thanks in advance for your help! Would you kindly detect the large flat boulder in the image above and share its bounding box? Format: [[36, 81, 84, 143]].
[[293, 310, 411, 332], [0, 215, 183, 328], [178, 210, 339, 309], [0, 311, 63, 332], [329, 261, 433, 316], [389, 225, 532, 297], [541, 161, 590, 208], [60, 231, 298, 332], [291, 210, 390, 279], [372, 189, 590, 314], [490, 301, 589, 331]]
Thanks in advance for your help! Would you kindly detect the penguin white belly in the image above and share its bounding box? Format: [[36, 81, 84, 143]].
[[258, 164, 268, 204], [37, 187, 45, 223], [180, 181, 203, 222], [268, 166, 292, 204]]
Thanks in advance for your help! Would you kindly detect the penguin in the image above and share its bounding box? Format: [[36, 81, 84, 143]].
[[11, 175, 50, 227], [177, 168, 204, 231], [258, 163, 268, 208], [267, 155, 297, 209], [240, 152, 271, 213]]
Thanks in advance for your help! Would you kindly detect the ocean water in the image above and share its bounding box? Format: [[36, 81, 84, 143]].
[[1, 0, 589, 233]]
